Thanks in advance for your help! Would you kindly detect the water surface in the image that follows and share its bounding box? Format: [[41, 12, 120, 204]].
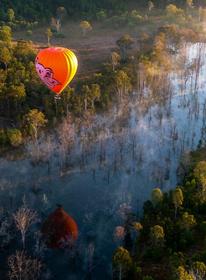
[[1, 43, 206, 279]]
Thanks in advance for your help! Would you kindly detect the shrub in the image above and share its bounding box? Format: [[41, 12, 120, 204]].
[[96, 10, 107, 21], [7, 128, 23, 147], [0, 129, 8, 146], [26, 30, 32, 36], [53, 32, 65, 38]]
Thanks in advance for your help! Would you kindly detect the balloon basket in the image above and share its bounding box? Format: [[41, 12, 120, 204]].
[[54, 95, 61, 101]]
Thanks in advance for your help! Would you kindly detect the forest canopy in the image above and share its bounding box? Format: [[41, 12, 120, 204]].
[[0, 0, 205, 21]]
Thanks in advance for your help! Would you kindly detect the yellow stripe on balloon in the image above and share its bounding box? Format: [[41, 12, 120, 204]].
[[35, 47, 78, 95]]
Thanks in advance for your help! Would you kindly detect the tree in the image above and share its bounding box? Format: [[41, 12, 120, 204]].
[[154, 32, 166, 55], [8, 251, 42, 280], [56, 6, 67, 23], [114, 70, 131, 100], [198, 6, 203, 22], [24, 109, 47, 141], [194, 161, 206, 188], [151, 188, 163, 206], [114, 226, 125, 241], [90, 84, 101, 108], [153, 32, 172, 70], [51, 17, 62, 33], [180, 212, 196, 231], [8, 84, 26, 102], [57, 115, 75, 168], [96, 10, 107, 21], [7, 129, 23, 147], [166, 4, 179, 15], [80, 21, 92, 36], [148, 1, 154, 12], [26, 30, 33, 37], [7, 8, 15, 22], [0, 26, 12, 43], [111, 52, 120, 71], [172, 187, 184, 218], [133, 222, 143, 232], [180, 212, 196, 230], [200, 221, 206, 236], [116, 34, 134, 62], [113, 247, 132, 280], [0, 129, 8, 146], [138, 32, 150, 50], [130, 10, 143, 25], [191, 262, 206, 279], [61, 87, 74, 115], [0, 46, 11, 64], [13, 205, 37, 248], [166, 4, 184, 19], [81, 85, 91, 111], [13, 40, 35, 62], [46, 28, 52, 46], [177, 266, 194, 280], [5, 83, 26, 115], [193, 161, 206, 203], [150, 225, 165, 247], [55, 7, 68, 32], [186, 0, 194, 9]]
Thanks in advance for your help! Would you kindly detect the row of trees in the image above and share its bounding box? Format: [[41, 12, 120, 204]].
[[42, 1, 206, 44], [0, 0, 205, 22], [112, 158, 206, 279]]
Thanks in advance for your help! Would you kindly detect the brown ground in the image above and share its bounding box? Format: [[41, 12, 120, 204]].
[[13, 18, 162, 80]]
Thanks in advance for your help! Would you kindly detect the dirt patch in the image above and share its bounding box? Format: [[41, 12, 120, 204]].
[[13, 19, 163, 79]]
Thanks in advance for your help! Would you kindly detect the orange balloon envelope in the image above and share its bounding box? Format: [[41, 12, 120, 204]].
[[41, 206, 78, 248], [35, 47, 78, 95]]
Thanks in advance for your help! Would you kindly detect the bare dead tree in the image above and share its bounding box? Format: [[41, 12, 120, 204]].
[[8, 251, 42, 280], [57, 115, 75, 171], [34, 231, 47, 257], [13, 205, 37, 249], [194, 43, 205, 91], [0, 213, 13, 248], [114, 226, 125, 242], [87, 243, 95, 275], [137, 62, 145, 95], [38, 135, 54, 175], [99, 139, 106, 166]]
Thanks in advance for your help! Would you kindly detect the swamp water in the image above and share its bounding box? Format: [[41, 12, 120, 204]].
[[1, 43, 206, 279]]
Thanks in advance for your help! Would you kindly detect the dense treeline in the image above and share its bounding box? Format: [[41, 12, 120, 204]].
[[0, 24, 121, 148], [112, 150, 206, 280], [0, 0, 206, 21]]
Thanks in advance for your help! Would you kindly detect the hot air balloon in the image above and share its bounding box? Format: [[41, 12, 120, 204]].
[[41, 205, 78, 248], [35, 47, 78, 98]]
